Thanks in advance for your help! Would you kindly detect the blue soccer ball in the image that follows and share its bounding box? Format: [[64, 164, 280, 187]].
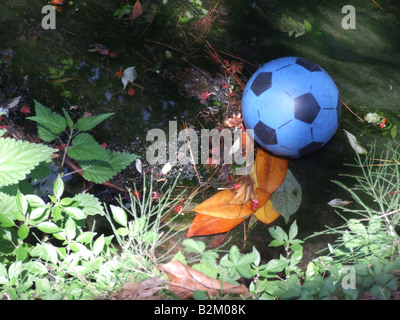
[[241, 57, 341, 157]]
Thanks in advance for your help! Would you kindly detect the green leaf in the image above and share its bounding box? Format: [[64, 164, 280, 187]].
[[0, 137, 56, 187], [67, 133, 110, 163], [17, 224, 29, 240], [93, 234, 105, 256], [63, 206, 86, 220], [29, 206, 50, 224], [65, 217, 76, 240], [262, 256, 288, 274], [79, 149, 138, 184], [53, 175, 64, 201], [110, 205, 127, 227], [76, 231, 96, 244], [390, 125, 397, 139], [37, 125, 61, 142], [269, 226, 288, 242], [28, 101, 67, 137], [303, 20, 312, 32], [16, 190, 28, 216], [31, 243, 58, 264], [0, 192, 19, 222], [62, 108, 74, 129], [182, 239, 206, 254], [74, 113, 114, 132], [288, 220, 298, 240], [36, 221, 61, 234], [71, 193, 105, 216], [0, 239, 14, 255]]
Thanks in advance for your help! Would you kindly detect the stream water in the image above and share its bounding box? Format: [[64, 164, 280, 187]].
[[1, 0, 399, 262]]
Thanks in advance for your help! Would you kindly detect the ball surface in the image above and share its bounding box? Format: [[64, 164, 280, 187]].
[[241, 57, 341, 157]]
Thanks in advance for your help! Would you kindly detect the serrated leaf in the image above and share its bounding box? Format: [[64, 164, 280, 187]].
[[182, 239, 206, 254], [74, 113, 114, 132], [28, 113, 66, 136], [71, 193, 105, 216], [0, 192, 19, 222], [67, 133, 110, 162], [16, 190, 28, 216], [79, 149, 138, 184], [62, 108, 74, 129], [0, 137, 56, 187]]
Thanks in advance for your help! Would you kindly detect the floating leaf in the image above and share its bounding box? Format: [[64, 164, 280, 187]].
[[343, 129, 367, 155], [121, 67, 137, 90], [159, 260, 249, 299], [129, 0, 143, 22]]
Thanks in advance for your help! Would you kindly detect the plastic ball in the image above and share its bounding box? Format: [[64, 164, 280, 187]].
[[241, 57, 341, 157]]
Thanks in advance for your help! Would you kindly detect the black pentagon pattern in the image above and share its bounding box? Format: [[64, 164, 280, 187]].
[[254, 121, 278, 145], [295, 58, 321, 72], [294, 93, 321, 124], [251, 72, 272, 97], [336, 94, 342, 125], [298, 141, 324, 157]]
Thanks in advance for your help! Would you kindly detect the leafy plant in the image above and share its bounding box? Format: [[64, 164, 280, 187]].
[[27, 100, 138, 184], [0, 174, 109, 299], [311, 142, 400, 264], [48, 58, 79, 98]]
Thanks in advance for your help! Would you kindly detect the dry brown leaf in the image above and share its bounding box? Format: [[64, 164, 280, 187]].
[[253, 199, 280, 224], [110, 278, 165, 300], [256, 149, 288, 194], [159, 260, 249, 299], [229, 175, 257, 205], [186, 213, 245, 238], [130, 0, 143, 22], [193, 188, 269, 220]]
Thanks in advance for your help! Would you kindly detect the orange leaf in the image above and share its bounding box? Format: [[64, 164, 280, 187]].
[[253, 199, 280, 224], [193, 188, 269, 220], [159, 260, 249, 299], [256, 149, 288, 194], [186, 213, 244, 238], [130, 0, 143, 22]]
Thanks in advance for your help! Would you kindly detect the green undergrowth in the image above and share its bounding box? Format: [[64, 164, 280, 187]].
[[0, 106, 399, 299]]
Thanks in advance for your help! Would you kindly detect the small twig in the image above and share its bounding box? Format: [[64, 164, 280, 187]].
[[371, 0, 384, 11], [341, 100, 364, 122]]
